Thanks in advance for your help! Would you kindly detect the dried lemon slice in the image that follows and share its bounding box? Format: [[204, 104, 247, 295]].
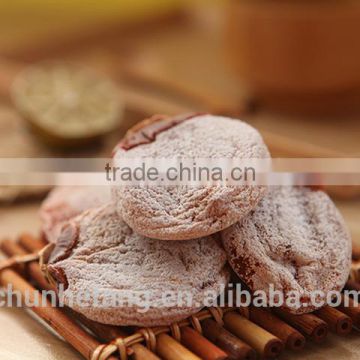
[[11, 62, 123, 147]]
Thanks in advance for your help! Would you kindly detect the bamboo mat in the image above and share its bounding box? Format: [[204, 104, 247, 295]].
[[0, 229, 360, 359]]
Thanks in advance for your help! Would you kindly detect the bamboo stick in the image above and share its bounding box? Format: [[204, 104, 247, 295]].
[[273, 309, 328, 343], [202, 319, 256, 360], [223, 312, 283, 359], [0, 239, 28, 276], [18, 233, 47, 253], [130, 345, 161, 360], [337, 295, 360, 328], [130, 344, 162, 360], [345, 280, 360, 292], [180, 326, 228, 360], [69, 308, 128, 340], [315, 306, 352, 335], [249, 307, 306, 350], [71, 312, 161, 360], [1, 238, 53, 291], [0, 267, 116, 360], [156, 333, 201, 360]]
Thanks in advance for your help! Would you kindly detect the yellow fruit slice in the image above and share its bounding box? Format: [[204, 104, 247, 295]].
[[12, 62, 123, 147]]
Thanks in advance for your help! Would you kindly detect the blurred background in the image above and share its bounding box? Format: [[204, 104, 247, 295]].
[[0, 1, 359, 358], [0, 0, 359, 230]]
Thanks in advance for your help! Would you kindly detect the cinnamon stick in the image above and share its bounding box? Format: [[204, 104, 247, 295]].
[[248, 307, 306, 350], [273, 309, 328, 343], [0, 267, 116, 360], [202, 319, 256, 360], [337, 295, 360, 328], [180, 326, 228, 360], [223, 312, 283, 359], [156, 333, 201, 360], [314, 306, 352, 335]]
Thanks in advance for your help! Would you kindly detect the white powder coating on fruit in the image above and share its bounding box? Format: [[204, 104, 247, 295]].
[[222, 186, 352, 314], [113, 114, 270, 240], [48, 204, 230, 326], [40, 186, 112, 243]]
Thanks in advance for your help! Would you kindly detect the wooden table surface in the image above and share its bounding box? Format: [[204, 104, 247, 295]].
[[0, 3, 359, 359]]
